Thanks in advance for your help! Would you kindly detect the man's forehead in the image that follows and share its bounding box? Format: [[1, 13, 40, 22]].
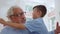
[[13, 8, 23, 11], [13, 8, 23, 13]]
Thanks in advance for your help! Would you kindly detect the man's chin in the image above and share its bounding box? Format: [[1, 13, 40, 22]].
[[22, 21, 25, 24], [22, 21, 26, 24]]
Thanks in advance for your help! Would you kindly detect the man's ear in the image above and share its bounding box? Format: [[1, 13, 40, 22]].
[[7, 16, 10, 19], [7, 16, 9, 18]]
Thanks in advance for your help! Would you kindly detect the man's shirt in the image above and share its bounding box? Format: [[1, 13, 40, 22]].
[[0, 26, 29, 34]]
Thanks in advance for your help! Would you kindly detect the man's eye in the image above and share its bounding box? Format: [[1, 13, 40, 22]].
[[16, 15, 19, 17], [19, 13, 24, 15], [9, 15, 14, 17], [21, 13, 23, 15]]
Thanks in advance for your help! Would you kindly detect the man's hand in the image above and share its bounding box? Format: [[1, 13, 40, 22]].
[[55, 22, 60, 34]]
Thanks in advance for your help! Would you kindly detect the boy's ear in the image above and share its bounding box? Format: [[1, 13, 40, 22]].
[[38, 11, 42, 15]]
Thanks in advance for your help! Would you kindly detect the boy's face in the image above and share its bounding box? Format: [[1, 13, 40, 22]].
[[32, 8, 42, 19]]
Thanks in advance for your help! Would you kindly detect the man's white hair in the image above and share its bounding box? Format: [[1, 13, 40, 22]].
[[7, 6, 21, 16]]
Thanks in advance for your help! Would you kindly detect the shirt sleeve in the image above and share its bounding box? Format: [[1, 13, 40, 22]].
[[24, 20, 42, 32], [25, 18, 49, 34]]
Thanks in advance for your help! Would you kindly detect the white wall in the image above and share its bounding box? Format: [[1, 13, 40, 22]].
[[55, 0, 60, 24], [0, 0, 56, 32]]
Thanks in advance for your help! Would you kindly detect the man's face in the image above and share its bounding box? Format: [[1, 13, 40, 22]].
[[9, 8, 26, 24]]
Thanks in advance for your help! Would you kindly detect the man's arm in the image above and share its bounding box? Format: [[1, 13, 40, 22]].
[[55, 30, 58, 34], [53, 22, 60, 34], [55, 22, 60, 34]]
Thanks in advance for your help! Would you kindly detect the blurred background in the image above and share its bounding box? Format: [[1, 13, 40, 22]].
[[0, 0, 60, 32]]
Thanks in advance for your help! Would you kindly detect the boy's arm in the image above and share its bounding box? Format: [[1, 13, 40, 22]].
[[0, 19, 26, 30], [5, 22, 25, 29]]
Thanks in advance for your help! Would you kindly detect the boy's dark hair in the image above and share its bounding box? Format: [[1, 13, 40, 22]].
[[33, 5, 47, 17]]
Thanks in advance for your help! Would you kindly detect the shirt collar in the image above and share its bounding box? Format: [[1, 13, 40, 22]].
[[33, 17, 43, 21]]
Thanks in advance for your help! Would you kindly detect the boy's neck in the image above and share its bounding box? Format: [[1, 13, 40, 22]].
[[33, 16, 42, 19]]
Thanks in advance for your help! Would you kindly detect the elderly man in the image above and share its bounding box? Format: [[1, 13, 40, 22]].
[[0, 5, 60, 34], [0, 6, 29, 34]]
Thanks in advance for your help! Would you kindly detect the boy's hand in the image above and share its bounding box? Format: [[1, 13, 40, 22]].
[[0, 18, 6, 24]]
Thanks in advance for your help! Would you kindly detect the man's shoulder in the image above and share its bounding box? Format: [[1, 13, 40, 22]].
[[2, 26, 10, 30]]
